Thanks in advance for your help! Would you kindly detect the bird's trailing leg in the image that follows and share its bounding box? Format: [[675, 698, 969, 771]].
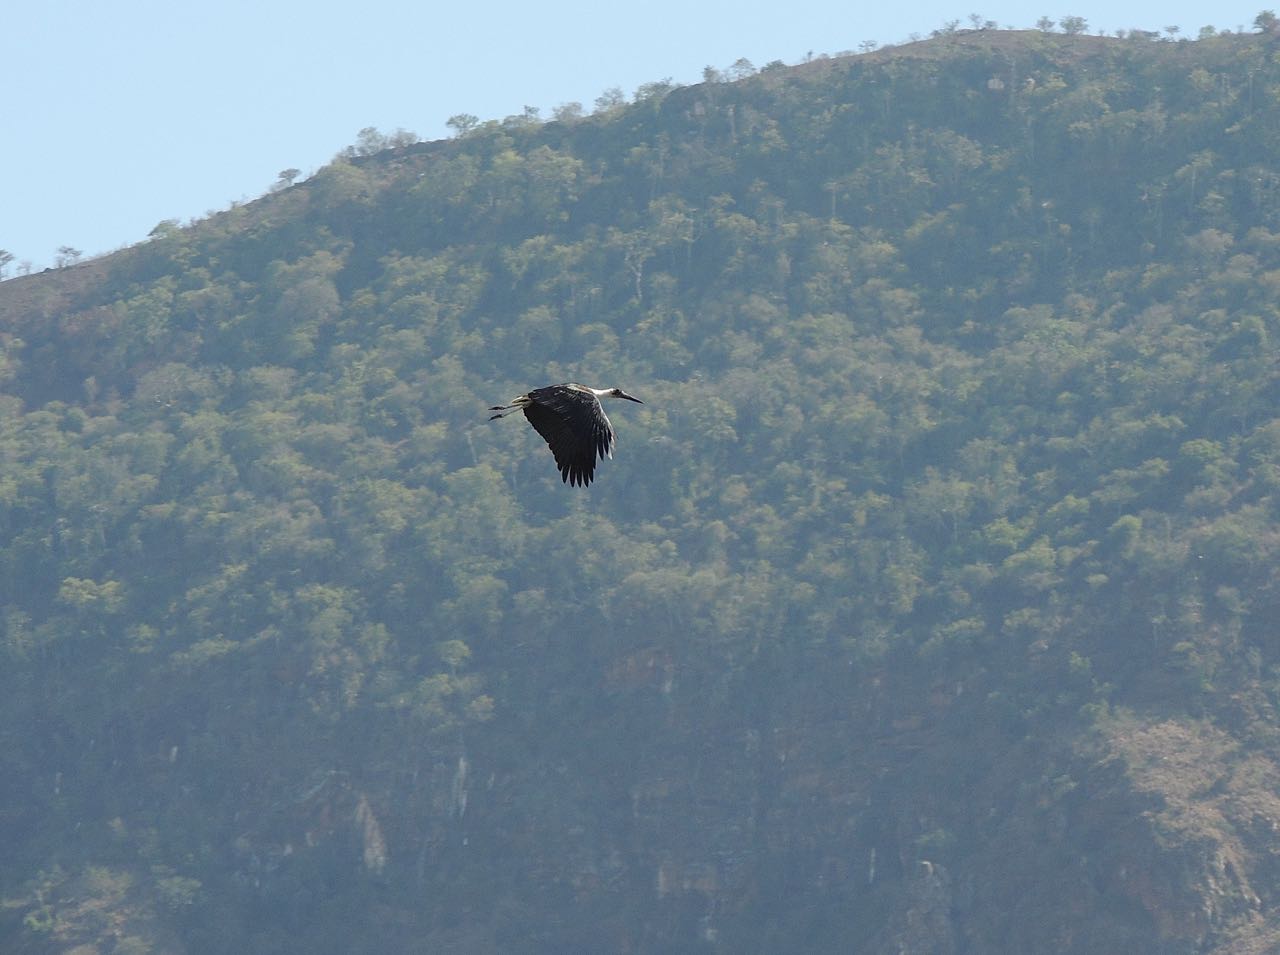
[[488, 394, 532, 420]]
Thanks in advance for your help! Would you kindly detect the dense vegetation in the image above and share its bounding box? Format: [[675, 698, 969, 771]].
[[3, 26, 1280, 953]]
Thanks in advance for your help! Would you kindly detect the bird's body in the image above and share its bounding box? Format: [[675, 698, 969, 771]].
[[489, 383, 643, 486]]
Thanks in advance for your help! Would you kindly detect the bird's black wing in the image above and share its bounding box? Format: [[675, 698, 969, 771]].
[[523, 398, 602, 487]]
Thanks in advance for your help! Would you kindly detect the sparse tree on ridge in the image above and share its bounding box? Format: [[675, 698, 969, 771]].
[[552, 102, 584, 124], [446, 113, 480, 137], [593, 87, 626, 114]]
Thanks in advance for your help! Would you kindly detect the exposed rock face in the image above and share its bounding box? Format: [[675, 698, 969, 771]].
[[872, 861, 957, 955], [427, 666, 1280, 954]]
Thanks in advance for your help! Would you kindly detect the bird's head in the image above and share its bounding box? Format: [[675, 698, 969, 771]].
[[609, 388, 643, 404]]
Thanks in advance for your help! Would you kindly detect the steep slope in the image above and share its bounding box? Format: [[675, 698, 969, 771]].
[[2, 28, 1280, 953]]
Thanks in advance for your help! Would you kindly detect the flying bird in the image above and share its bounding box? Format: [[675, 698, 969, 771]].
[[489, 383, 643, 487]]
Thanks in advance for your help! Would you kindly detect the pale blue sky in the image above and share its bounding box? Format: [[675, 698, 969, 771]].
[[1, 0, 1268, 272]]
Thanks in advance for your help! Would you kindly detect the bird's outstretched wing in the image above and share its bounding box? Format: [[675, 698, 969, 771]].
[[523, 390, 615, 487]]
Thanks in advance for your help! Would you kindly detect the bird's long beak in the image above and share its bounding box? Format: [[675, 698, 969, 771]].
[[620, 392, 643, 403]]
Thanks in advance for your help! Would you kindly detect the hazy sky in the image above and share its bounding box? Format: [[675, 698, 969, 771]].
[[2, 0, 1268, 272]]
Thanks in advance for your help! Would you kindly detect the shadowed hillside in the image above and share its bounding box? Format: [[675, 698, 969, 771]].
[[3, 26, 1280, 954]]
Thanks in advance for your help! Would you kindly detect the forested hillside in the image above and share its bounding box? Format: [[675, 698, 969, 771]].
[[4, 26, 1280, 953]]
